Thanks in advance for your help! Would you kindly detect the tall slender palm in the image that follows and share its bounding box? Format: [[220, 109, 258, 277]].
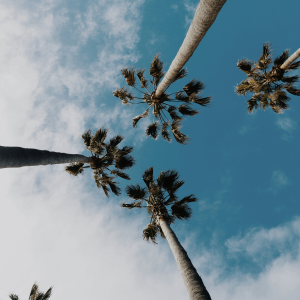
[[122, 167, 211, 300], [155, 0, 227, 97], [9, 283, 52, 300], [236, 43, 300, 113], [114, 55, 211, 144], [1, 128, 135, 197]]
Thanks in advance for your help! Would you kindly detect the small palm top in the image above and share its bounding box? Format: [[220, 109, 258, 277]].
[[10, 283, 52, 300], [113, 55, 211, 144], [122, 167, 197, 243], [65, 128, 135, 197], [236, 42, 300, 113]]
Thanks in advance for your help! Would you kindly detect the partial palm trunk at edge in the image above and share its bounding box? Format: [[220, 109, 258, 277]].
[[155, 0, 227, 98], [0, 146, 91, 169], [159, 217, 212, 300], [281, 48, 300, 69]]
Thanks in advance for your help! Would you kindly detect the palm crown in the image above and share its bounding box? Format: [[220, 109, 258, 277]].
[[65, 128, 135, 197], [113, 55, 211, 144], [236, 42, 300, 113], [122, 167, 198, 243], [9, 283, 52, 300]]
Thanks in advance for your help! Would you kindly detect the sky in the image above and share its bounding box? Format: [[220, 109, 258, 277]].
[[0, 0, 300, 299]]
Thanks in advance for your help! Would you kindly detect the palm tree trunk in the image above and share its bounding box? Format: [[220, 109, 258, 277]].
[[155, 0, 227, 97], [0, 146, 91, 169], [159, 217, 211, 300], [280, 48, 300, 70]]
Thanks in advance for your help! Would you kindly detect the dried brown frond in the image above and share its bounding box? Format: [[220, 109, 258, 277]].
[[113, 87, 134, 103], [281, 75, 299, 83], [189, 94, 211, 106], [168, 106, 181, 121], [150, 54, 164, 87], [183, 79, 204, 96], [285, 60, 300, 70], [111, 169, 130, 180], [274, 50, 290, 67], [237, 59, 254, 74], [136, 69, 148, 89], [65, 163, 85, 176], [171, 120, 189, 145], [132, 109, 149, 128], [161, 121, 171, 142], [175, 91, 189, 102], [143, 224, 158, 244], [283, 83, 300, 96], [178, 104, 199, 116], [121, 68, 136, 86], [146, 121, 159, 139], [257, 42, 272, 70], [171, 68, 188, 84]]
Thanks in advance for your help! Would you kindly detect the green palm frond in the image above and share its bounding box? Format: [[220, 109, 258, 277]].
[[143, 224, 159, 244], [236, 42, 300, 113], [65, 162, 85, 176], [125, 184, 147, 199]]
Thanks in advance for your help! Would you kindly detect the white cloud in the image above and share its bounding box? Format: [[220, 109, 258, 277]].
[[267, 170, 289, 193], [277, 117, 296, 133]]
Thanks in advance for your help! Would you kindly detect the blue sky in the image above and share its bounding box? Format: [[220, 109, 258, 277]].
[[1, 0, 300, 299]]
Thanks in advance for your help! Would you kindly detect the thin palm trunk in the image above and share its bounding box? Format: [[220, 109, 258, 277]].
[[159, 217, 211, 300], [0, 146, 91, 169], [280, 48, 300, 69], [155, 0, 227, 97]]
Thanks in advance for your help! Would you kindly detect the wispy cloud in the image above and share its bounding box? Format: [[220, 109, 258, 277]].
[[276, 117, 297, 140], [267, 170, 289, 193]]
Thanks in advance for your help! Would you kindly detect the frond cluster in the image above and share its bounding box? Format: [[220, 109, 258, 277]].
[[65, 128, 135, 197], [122, 167, 198, 243], [113, 55, 211, 144], [10, 283, 53, 300], [236, 42, 300, 113]]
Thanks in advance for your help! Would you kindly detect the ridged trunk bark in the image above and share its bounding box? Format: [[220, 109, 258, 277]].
[[159, 218, 211, 300], [280, 48, 300, 70], [0, 146, 91, 169], [155, 0, 227, 97]]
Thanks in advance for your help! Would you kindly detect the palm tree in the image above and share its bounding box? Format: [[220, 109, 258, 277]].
[[236, 43, 300, 113], [122, 167, 211, 300], [9, 283, 52, 300], [114, 55, 211, 144], [1, 128, 135, 197], [155, 0, 227, 98]]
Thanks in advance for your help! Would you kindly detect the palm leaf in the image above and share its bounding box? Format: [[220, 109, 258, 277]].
[[143, 224, 159, 244], [121, 201, 143, 209], [189, 95, 211, 106], [114, 154, 135, 170], [9, 295, 19, 300], [136, 69, 148, 88], [178, 104, 199, 116], [283, 83, 300, 96], [121, 68, 136, 86], [237, 59, 254, 74], [113, 87, 134, 104], [150, 54, 164, 87], [126, 184, 147, 199], [175, 91, 189, 102], [161, 121, 171, 142], [178, 194, 198, 204], [171, 202, 192, 220], [167, 106, 181, 121], [285, 60, 300, 70], [111, 169, 130, 180], [274, 50, 290, 67], [171, 120, 189, 145], [132, 109, 150, 128], [143, 167, 154, 187], [257, 42, 272, 70], [281, 75, 299, 83], [91, 128, 108, 147], [82, 129, 91, 148], [107, 135, 123, 151], [41, 288, 53, 300], [146, 121, 159, 139], [65, 163, 85, 176], [183, 79, 204, 96], [170, 68, 188, 84]]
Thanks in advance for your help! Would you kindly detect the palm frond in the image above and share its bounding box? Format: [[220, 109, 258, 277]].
[[178, 194, 198, 204], [136, 69, 148, 89], [143, 224, 159, 244], [150, 54, 164, 87], [111, 169, 130, 180], [157, 170, 184, 194], [41, 288, 53, 300], [113, 87, 134, 104], [183, 79, 204, 96], [285, 60, 300, 70], [143, 167, 154, 187], [132, 109, 150, 128], [175, 91, 189, 102], [121, 68, 136, 87], [171, 120, 189, 145], [171, 68, 188, 84], [107, 180, 122, 196], [178, 104, 199, 116], [121, 201, 143, 209], [91, 127, 108, 147], [281, 75, 299, 83], [283, 83, 300, 96], [237, 59, 254, 74], [65, 163, 85, 176], [235, 79, 252, 96], [157, 225, 166, 239], [167, 106, 181, 121], [189, 95, 212, 106], [114, 154, 135, 170], [257, 42, 272, 70], [161, 121, 171, 142], [171, 202, 192, 220], [274, 50, 290, 67], [146, 121, 159, 139], [107, 135, 123, 150], [82, 129, 91, 148], [9, 295, 19, 300], [30, 284, 39, 298], [126, 184, 147, 199]]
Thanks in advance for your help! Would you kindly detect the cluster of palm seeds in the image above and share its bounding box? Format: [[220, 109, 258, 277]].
[[121, 167, 198, 243], [236, 42, 300, 113], [65, 128, 135, 197], [113, 55, 211, 144]]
